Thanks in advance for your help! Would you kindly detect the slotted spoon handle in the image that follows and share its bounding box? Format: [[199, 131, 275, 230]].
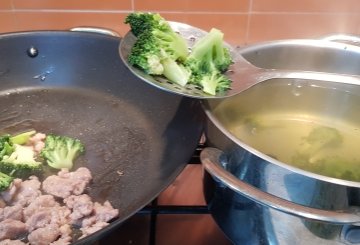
[[227, 51, 360, 94], [119, 21, 360, 99]]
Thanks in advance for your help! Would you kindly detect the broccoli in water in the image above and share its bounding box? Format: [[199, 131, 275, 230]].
[[289, 126, 360, 180], [0, 172, 13, 191], [298, 126, 342, 157], [185, 28, 232, 95], [41, 134, 85, 170], [125, 12, 190, 86]]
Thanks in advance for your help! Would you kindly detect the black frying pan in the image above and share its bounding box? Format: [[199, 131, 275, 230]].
[[0, 30, 204, 244]]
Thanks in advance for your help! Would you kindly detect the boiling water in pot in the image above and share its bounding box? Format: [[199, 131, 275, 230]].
[[227, 113, 360, 181], [211, 79, 360, 182]]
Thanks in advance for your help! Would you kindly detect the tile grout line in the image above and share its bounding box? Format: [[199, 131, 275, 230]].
[[245, 11, 360, 15], [245, 0, 253, 44], [9, 0, 19, 31], [4, 8, 358, 16], [0, 9, 247, 14], [9, 0, 14, 10], [2, 9, 360, 15]]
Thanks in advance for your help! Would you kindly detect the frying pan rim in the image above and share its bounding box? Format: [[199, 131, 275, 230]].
[[0, 30, 203, 244]]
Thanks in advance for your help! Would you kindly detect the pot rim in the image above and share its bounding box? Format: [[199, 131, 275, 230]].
[[203, 37, 360, 188], [202, 101, 360, 188], [237, 37, 360, 56]]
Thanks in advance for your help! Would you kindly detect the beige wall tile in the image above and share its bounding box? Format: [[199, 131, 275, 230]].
[[157, 13, 248, 45], [1, 1, 359, 45], [252, 0, 360, 13], [13, 0, 132, 10], [0, 12, 18, 33], [14, 12, 130, 36], [0, 0, 12, 10], [135, 0, 250, 12], [248, 14, 360, 43]]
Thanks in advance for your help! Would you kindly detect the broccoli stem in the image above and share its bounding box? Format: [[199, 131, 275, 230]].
[[188, 28, 224, 61], [152, 29, 189, 61], [10, 130, 36, 145], [161, 57, 191, 86]]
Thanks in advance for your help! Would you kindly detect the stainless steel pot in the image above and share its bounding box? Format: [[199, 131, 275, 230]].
[[201, 36, 360, 245]]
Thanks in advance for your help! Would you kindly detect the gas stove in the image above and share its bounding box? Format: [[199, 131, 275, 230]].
[[97, 144, 232, 245]]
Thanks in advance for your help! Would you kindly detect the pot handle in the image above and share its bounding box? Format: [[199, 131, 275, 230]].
[[201, 147, 360, 224], [70, 27, 120, 37]]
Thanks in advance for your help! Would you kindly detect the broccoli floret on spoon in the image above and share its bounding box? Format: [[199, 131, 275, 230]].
[[124, 12, 233, 95], [126, 12, 190, 86], [185, 28, 233, 95]]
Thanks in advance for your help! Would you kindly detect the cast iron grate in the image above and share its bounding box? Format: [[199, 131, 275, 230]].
[[138, 143, 209, 245]]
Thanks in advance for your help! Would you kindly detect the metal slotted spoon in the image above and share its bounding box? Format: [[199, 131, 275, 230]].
[[119, 21, 360, 99]]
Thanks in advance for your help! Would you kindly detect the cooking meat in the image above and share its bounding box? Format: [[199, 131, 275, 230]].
[[91, 201, 119, 224], [0, 219, 26, 240], [28, 133, 46, 154], [42, 167, 92, 199], [25, 209, 52, 232], [0, 205, 23, 222], [50, 237, 71, 245], [23, 195, 58, 220], [23, 194, 70, 234], [0, 239, 27, 245], [10, 176, 42, 207], [0, 198, 6, 209], [57, 167, 92, 182], [64, 194, 93, 223], [24, 194, 71, 242], [27, 224, 60, 245], [80, 221, 108, 238], [49, 206, 71, 227], [80, 201, 119, 230], [1, 179, 22, 204], [25, 204, 70, 233], [65, 195, 119, 237], [49, 224, 72, 245], [0, 166, 117, 244]]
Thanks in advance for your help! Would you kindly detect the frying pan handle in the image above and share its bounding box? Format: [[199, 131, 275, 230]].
[[321, 34, 360, 46], [70, 27, 120, 37], [201, 147, 360, 224]]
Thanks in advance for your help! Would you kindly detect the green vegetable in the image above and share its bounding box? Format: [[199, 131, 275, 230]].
[[125, 12, 188, 61], [185, 28, 232, 95], [289, 126, 359, 180], [10, 130, 36, 145], [0, 130, 42, 178], [124, 12, 233, 94], [0, 172, 13, 191], [126, 12, 190, 86], [41, 134, 85, 170], [0, 144, 42, 178], [161, 56, 191, 86], [0, 135, 14, 159], [196, 71, 231, 96], [124, 12, 166, 37], [298, 126, 342, 156], [186, 28, 232, 73]]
